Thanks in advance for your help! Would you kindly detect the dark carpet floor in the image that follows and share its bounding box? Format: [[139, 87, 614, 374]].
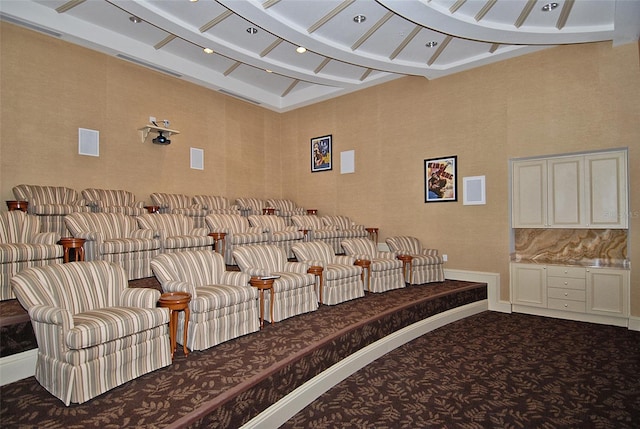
[[283, 311, 640, 429]]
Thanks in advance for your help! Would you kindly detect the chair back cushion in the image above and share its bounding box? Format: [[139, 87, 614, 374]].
[[151, 250, 224, 288], [82, 189, 136, 207], [267, 199, 296, 212], [322, 215, 358, 230], [137, 213, 193, 236], [291, 241, 334, 263], [13, 184, 82, 206], [248, 215, 286, 232], [0, 211, 40, 244], [341, 238, 377, 256], [150, 193, 193, 210], [233, 244, 286, 273], [11, 260, 128, 314], [205, 214, 251, 233], [291, 215, 326, 230], [236, 198, 266, 212], [193, 195, 230, 210], [385, 236, 422, 255], [65, 212, 139, 239]]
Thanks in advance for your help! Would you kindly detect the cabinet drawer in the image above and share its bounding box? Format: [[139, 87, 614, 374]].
[[547, 266, 586, 278], [547, 277, 586, 290], [548, 288, 586, 302], [548, 298, 586, 313]]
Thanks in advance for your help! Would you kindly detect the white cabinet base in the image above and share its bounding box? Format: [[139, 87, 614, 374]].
[[512, 304, 629, 328]]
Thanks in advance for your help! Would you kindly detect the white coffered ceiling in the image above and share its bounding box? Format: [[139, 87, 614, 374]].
[[2, 0, 639, 112]]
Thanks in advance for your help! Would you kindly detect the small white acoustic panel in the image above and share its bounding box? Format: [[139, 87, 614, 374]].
[[190, 147, 204, 170], [340, 150, 355, 174], [463, 176, 486, 205], [78, 128, 99, 157]]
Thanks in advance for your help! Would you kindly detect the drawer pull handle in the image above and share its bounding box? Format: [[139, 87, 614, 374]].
[[564, 304, 568, 308], [564, 270, 568, 274], [564, 281, 568, 285], [564, 293, 568, 296]]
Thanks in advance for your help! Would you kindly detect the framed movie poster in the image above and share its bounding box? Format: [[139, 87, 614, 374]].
[[311, 135, 332, 172], [424, 155, 457, 202]]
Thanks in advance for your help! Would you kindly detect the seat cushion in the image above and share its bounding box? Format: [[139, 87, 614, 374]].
[[272, 272, 314, 292], [410, 254, 443, 266], [67, 307, 169, 349], [370, 258, 403, 272], [100, 238, 160, 254], [0, 243, 63, 263], [231, 232, 268, 245], [164, 235, 213, 250], [191, 284, 258, 313], [324, 264, 362, 280]]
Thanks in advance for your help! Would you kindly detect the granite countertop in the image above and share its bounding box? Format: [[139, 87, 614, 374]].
[[510, 255, 630, 270]]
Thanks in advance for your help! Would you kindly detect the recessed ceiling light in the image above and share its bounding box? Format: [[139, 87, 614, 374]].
[[296, 46, 307, 54], [425, 41, 438, 48], [353, 15, 366, 23], [129, 16, 142, 24], [203, 47, 213, 54], [541, 2, 558, 11], [246, 27, 258, 35]]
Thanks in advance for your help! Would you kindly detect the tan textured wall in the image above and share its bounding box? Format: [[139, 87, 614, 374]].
[[1, 22, 638, 315], [0, 23, 280, 206], [281, 42, 640, 310]]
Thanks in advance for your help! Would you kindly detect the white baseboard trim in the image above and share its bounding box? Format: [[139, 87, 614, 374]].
[[444, 268, 510, 313], [0, 349, 37, 386], [241, 300, 487, 429], [628, 316, 640, 331]]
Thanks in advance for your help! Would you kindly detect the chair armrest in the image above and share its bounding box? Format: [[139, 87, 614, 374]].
[[333, 255, 355, 265], [29, 304, 73, 328], [191, 203, 203, 210], [120, 288, 161, 308], [421, 249, 439, 256], [159, 280, 197, 297], [349, 253, 370, 261], [247, 226, 263, 234], [190, 227, 209, 236], [375, 251, 397, 259], [135, 201, 146, 208], [300, 259, 326, 268], [220, 271, 251, 287], [283, 226, 299, 232], [242, 267, 270, 277], [209, 226, 230, 234], [284, 261, 310, 273], [131, 229, 158, 239], [31, 232, 61, 245]]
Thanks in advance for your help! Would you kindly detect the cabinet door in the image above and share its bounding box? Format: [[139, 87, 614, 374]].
[[586, 268, 629, 317], [511, 263, 547, 307], [547, 156, 584, 227], [512, 160, 547, 227], [584, 151, 628, 228]]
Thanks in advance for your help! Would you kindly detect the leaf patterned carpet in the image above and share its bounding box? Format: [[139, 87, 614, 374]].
[[283, 311, 640, 429]]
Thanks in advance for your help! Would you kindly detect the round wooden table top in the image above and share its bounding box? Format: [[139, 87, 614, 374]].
[[208, 232, 226, 239], [354, 259, 371, 268], [307, 265, 323, 276], [397, 254, 413, 263], [6, 200, 29, 212], [158, 291, 192, 307], [58, 237, 86, 247], [249, 277, 276, 290]]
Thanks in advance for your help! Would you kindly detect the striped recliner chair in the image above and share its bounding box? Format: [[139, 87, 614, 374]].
[[248, 215, 304, 259], [193, 195, 240, 215], [64, 212, 161, 280], [320, 215, 368, 241], [340, 238, 405, 293], [10, 261, 171, 405], [136, 213, 215, 254], [232, 244, 318, 323], [385, 236, 445, 285], [0, 210, 63, 300], [12, 184, 91, 237], [150, 193, 208, 228], [235, 197, 272, 217], [204, 214, 268, 265], [291, 214, 342, 254], [150, 250, 260, 351], [291, 241, 364, 305], [81, 188, 147, 216], [266, 199, 305, 225]]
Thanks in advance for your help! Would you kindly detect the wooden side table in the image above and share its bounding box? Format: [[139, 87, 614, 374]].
[[144, 205, 160, 214], [208, 232, 226, 257], [250, 276, 276, 328], [262, 208, 276, 215], [307, 265, 324, 304], [397, 254, 413, 284], [306, 209, 318, 215], [354, 259, 371, 292], [158, 292, 191, 360], [365, 227, 379, 243], [58, 237, 86, 263], [6, 201, 29, 212]]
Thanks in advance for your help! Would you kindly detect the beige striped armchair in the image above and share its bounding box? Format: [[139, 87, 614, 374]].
[[385, 236, 445, 284], [64, 212, 161, 280], [151, 251, 259, 351], [291, 215, 342, 254], [0, 210, 63, 300], [12, 184, 91, 237], [235, 197, 272, 217], [266, 199, 305, 225], [291, 241, 364, 305], [81, 188, 147, 216], [150, 193, 208, 228], [193, 195, 240, 215], [10, 261, 171, 405], [136, 213, 215, 254], [204, 214, 268, 265], [321, 215, 368, 241], [340, 238, 405, 293], [232, 245, 318, 322], [248, 215, 304, 259]]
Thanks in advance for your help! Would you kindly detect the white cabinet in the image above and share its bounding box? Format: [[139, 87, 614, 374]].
[[510, 262, 629, 326], [511, 150, 627, 229]]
